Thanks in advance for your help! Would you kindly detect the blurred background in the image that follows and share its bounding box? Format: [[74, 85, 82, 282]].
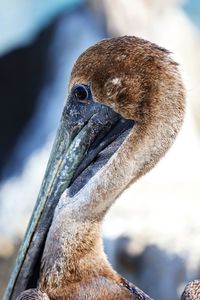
[[0, 0, 200, 299]]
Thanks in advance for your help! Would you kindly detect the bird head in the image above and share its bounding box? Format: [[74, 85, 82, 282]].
[[67, 36, 185, 189]]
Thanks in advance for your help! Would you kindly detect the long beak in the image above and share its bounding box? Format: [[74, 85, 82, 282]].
[[3, 120, 96, 300], [4, 88, 134, 300]]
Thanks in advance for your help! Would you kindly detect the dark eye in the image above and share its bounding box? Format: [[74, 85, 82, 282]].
[[74, 85, 88, 102]]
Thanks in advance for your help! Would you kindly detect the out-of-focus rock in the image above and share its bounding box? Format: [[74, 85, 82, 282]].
[[115, 237, 187, 300], [0, 0, 83, 55]]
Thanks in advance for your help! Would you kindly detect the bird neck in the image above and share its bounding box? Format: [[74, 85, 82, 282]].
[[40, 212, 120, 297]]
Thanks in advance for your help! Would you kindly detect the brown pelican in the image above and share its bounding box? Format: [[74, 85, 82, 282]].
[[4, 36, 185, 300]]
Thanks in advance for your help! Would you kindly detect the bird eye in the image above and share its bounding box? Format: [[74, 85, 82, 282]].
[[74, 85, 88, 102]]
